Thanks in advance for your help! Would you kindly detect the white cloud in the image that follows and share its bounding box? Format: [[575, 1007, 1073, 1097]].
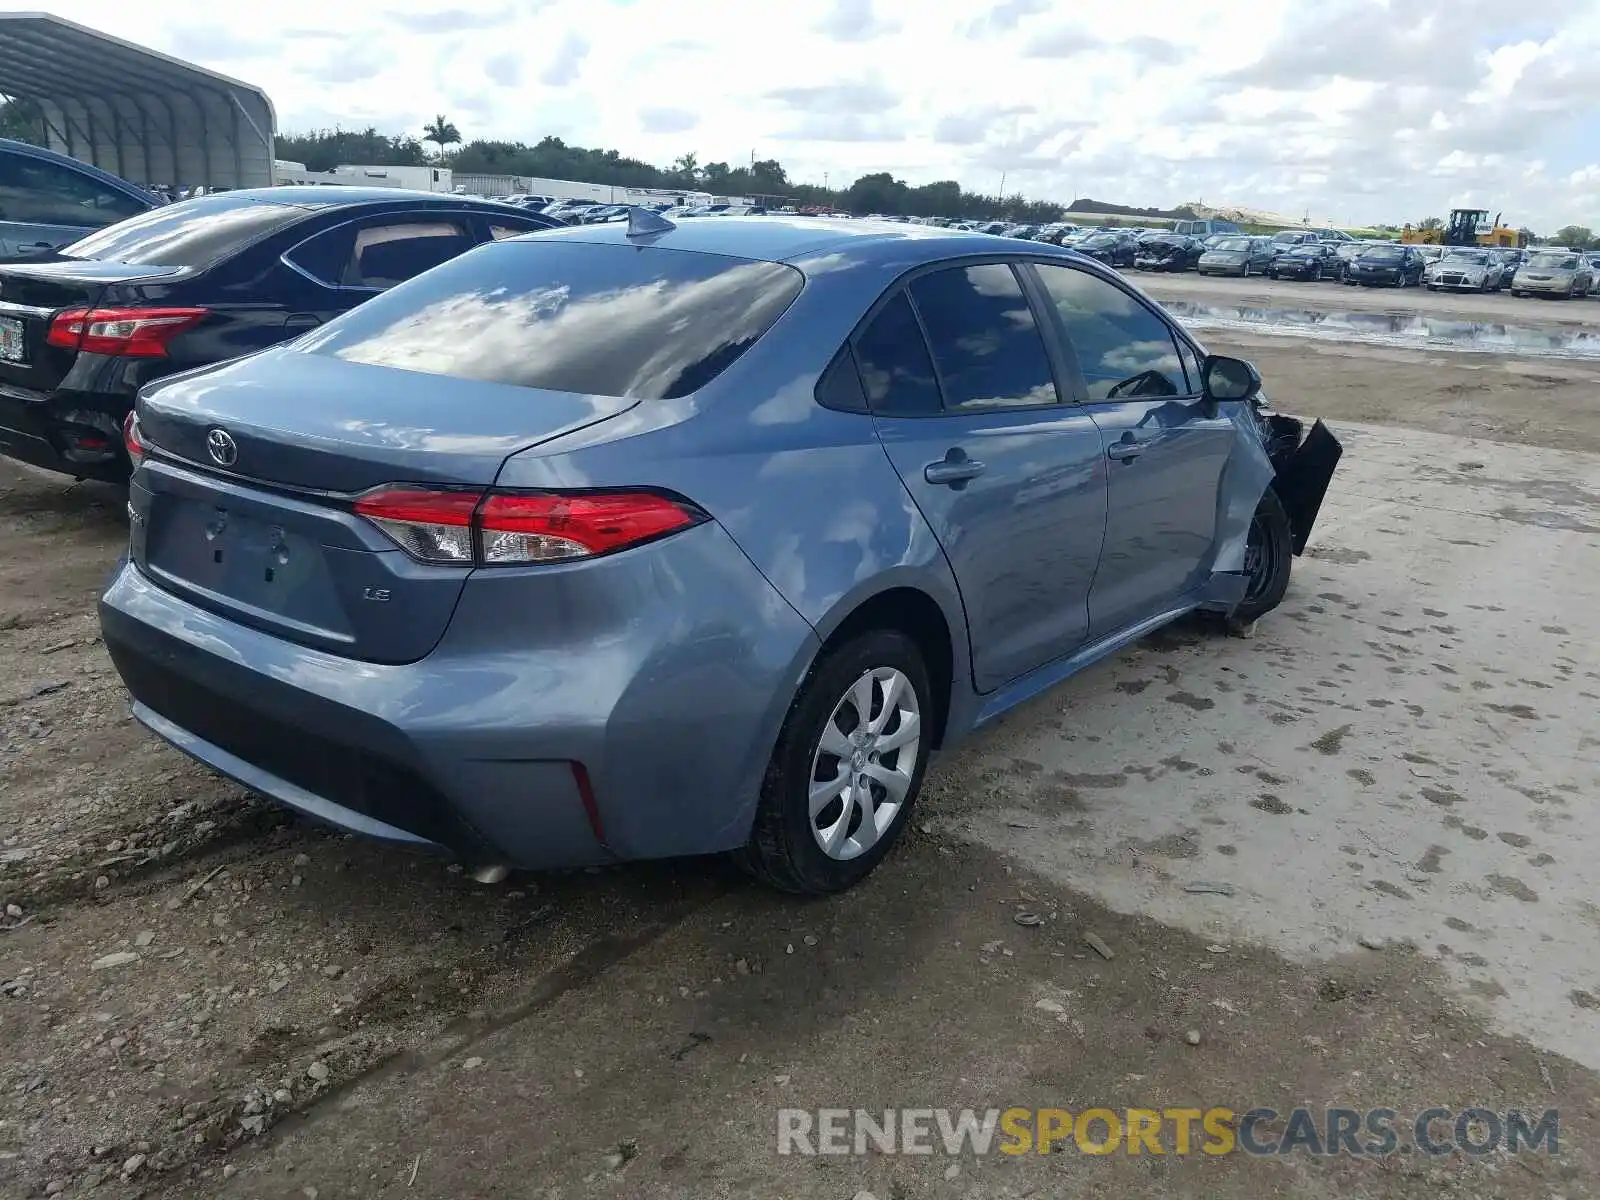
[[54, 0, 1600, 230]]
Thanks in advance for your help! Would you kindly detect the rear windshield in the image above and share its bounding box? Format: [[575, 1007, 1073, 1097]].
[[61, 196, 307, 268], [300, 239, 804, 399]]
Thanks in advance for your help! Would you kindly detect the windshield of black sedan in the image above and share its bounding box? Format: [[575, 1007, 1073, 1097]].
[[1361, 247, 1403, 260], [1288, 246, 1322, 257], [1212, 237, 1251, 251], [1082, 234, 1118, 247]]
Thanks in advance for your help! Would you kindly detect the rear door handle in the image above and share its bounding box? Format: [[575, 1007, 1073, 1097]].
[[924, 451, 986, 487], [1107, 435, 1145, 462]]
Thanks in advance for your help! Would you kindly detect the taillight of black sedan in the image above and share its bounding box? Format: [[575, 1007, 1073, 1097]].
[[0, 187, 557, 483]]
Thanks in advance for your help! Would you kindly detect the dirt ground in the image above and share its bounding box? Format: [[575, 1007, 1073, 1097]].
[[2, 286, 1599, 1199]]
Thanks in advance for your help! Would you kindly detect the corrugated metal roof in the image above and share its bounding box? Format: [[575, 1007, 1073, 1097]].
[[0, 12, 275, 190]]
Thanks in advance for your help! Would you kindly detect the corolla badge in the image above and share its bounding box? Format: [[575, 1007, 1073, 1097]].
[[205, 428, 238, 467]]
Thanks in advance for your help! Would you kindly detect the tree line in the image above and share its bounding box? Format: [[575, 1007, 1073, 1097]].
[[273, 124, 1100, 224]]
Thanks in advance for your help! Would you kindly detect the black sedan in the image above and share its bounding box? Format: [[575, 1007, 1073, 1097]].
[[1267, 243, 1338, 281], [0, 187, 557, 482], [1075, 231, 1138, 267], [1345, 244, 1425, 287], [1133, 234, 1203, 271]]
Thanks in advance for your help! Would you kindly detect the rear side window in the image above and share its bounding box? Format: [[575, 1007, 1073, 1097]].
[[907, 264, 1057, 410], [854, 292, 941, 416], [302, 240, 803, 399], [0, 150, 149, 230], [61, 197, 306, 267], [1034, 264, 1185, 400]]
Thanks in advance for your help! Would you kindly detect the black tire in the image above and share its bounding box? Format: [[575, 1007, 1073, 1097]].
[[1227, 487, 1293, 630], [1510, 289, 1522, 298], [733, 629, 934, 894], [1242, 262, 1251, 278]]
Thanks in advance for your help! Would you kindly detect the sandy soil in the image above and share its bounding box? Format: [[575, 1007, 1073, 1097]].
[[2, 290, 1599, 1199]]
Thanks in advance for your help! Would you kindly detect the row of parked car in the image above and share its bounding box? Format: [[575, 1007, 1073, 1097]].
[[1062, 225, 1600, 299]]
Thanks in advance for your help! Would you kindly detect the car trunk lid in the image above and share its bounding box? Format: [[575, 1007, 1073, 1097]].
[[0, 258, 185, 394], [131, 349, 639, 663]]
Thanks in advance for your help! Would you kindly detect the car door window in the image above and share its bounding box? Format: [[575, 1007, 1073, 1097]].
[[906, 264, 1057, 410], [1033, 264, 1187, 400], [346, 219, 474, 288], [490, 221, 537, 240], [0, 150, 148, 229], [284, 217, 475, 290], [853, 291, 942, 416]]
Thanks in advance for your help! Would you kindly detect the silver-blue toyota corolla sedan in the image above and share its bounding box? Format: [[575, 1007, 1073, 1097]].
[[100, 213, 1341, 894]]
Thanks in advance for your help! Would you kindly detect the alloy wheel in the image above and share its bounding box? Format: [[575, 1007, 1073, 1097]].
[[807, 667, 922, 861]]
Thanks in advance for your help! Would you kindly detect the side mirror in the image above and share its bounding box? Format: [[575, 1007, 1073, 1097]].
[[1202, 354, 1262, 402]]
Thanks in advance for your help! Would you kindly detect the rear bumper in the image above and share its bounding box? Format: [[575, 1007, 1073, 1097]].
[[99, 522, 820, 870], [0, 386, 131, 483]]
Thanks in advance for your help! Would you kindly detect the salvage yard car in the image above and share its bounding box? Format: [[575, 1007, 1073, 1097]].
[[1267, 243, 1337, 281], [1197, 235, 1275, 277], [1346, 243, 1425, 287], [0, 135, 160, 257], [1426, 247, 1505, 292], [1132, 233, 1202, 271], [0, 187, 556, 482], [100, 214, 1341, 895], [1074, 230, 1138, 267], [1509, 250, 1593, 298]]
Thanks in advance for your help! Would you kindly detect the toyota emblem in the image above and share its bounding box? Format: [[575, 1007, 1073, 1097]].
[[205, 428, 238, 467]]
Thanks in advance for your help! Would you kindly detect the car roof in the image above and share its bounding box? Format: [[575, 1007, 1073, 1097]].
[[525, 214, 1014, 265], [198, 186, 525, 210]]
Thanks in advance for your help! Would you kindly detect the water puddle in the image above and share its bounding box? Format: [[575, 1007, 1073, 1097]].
[[1163, 300, 1600, 360]]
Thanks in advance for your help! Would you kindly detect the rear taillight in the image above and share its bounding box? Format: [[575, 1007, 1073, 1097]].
[[123, 411, 146, 469], [352, 487, 705, 566], [46, 307, 208, 358]]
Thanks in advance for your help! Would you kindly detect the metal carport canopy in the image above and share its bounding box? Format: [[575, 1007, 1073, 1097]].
[[0, 12, 275, 190]]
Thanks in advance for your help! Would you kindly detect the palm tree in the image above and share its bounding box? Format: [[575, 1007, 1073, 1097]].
[[423, 115, 461, 159]]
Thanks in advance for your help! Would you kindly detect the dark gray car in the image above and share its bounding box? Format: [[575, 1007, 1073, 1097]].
[[0, 137, 158, 256], [1198, 235, 1275, 277], [100, 216, 1341, 893]]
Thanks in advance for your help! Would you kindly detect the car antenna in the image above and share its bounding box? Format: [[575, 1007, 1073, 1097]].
[[626, 206, 676, 237]]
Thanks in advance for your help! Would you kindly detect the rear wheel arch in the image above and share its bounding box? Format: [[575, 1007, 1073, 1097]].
[[814, 587, 956, 749]]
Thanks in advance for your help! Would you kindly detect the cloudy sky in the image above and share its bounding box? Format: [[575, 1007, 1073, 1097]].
[[65, 0, 1600, 230]]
